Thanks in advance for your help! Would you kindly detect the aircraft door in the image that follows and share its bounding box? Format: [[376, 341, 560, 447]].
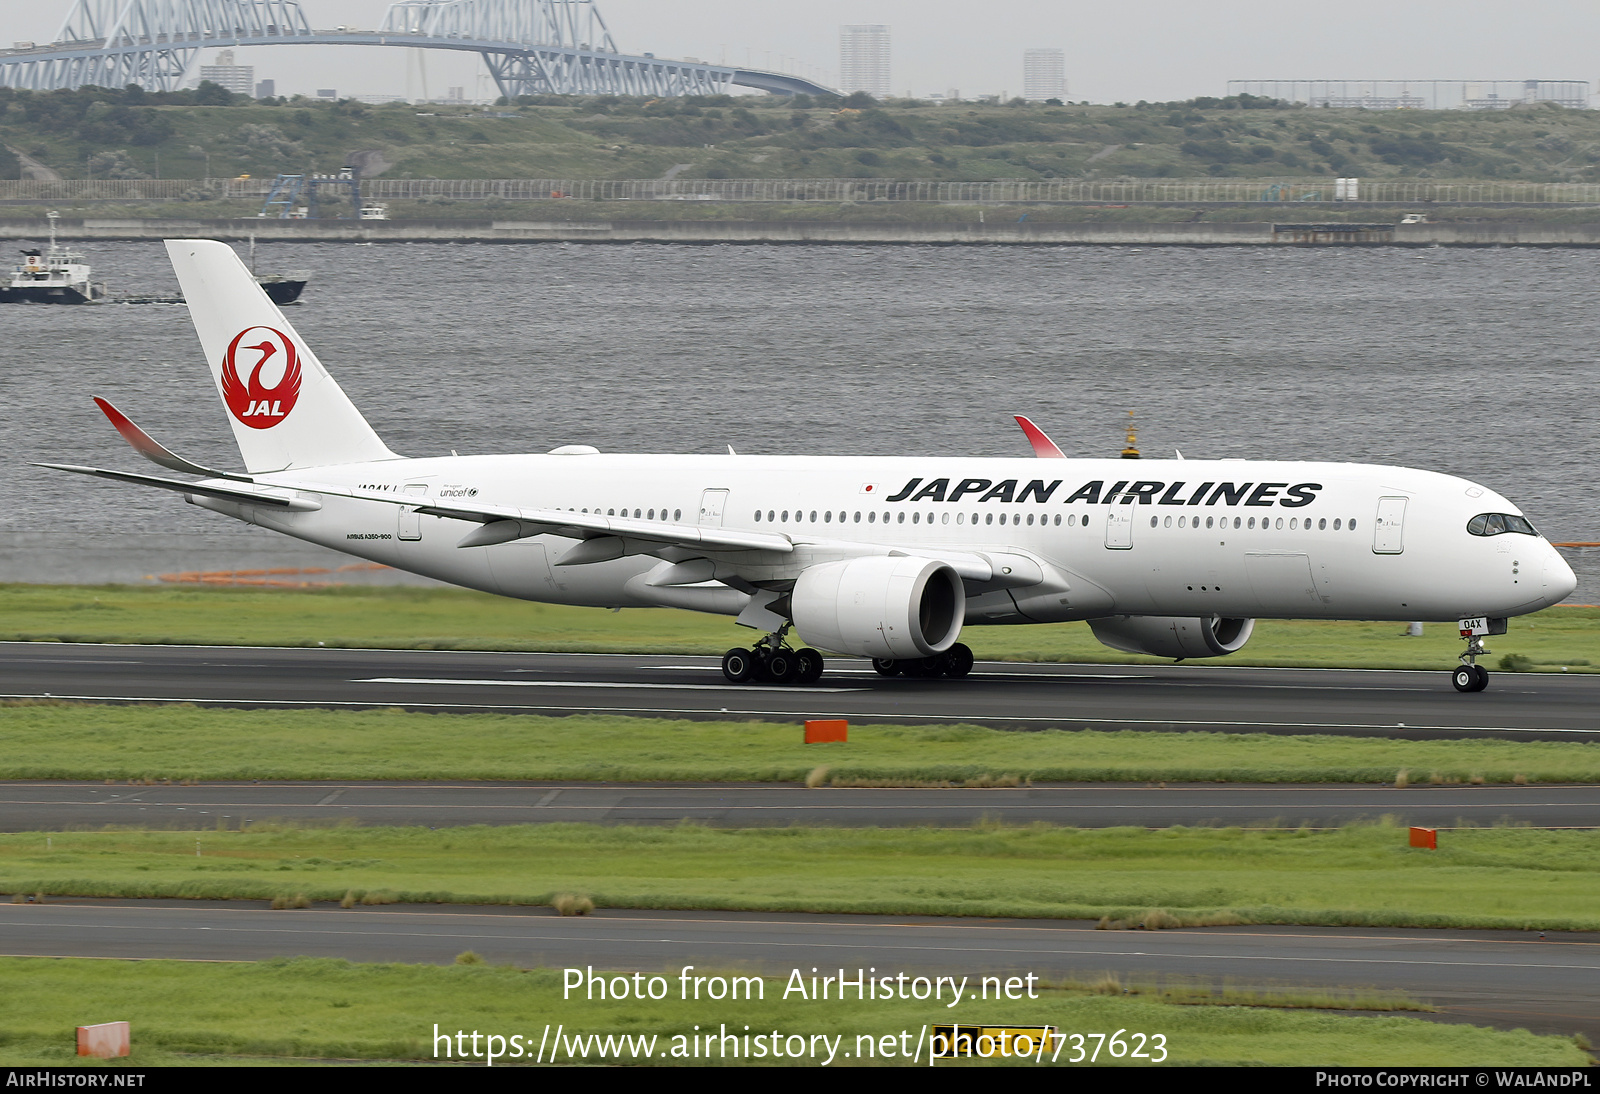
[[397, 483, 428, 541], [1372, 497, 1407, 554], [1105, 506, 1133, 549], [698, 488, 729, 527]]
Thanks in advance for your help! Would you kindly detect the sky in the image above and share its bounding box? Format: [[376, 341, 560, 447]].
[[4, 0, 1600, 103]]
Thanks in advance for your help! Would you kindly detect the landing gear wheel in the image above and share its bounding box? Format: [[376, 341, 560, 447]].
[[872, 658, 901, 677], [763, 649, 799, 684], [795, 648, 825, 685], [1451, 665, 1475, 692], [944, 643, 974, 678], [721, 647, 757, 683], [1471, 664, 1489, 692]]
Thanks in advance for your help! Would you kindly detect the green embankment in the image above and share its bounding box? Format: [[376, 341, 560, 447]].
[[3, 703, 1599, 784], [3, 584, 1597, 671], [7, 86, 1600, 187], [6, 823, 1599, 931], [1, 958, 1585, 1067]]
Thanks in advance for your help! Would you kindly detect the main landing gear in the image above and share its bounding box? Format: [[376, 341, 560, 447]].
[[722, 624, 825, 686], [1453, 631, 1490, 693], [872, 643, 975, 680]]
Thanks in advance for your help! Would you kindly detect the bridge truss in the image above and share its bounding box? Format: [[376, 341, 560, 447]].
[[0, 0, 833, 98]]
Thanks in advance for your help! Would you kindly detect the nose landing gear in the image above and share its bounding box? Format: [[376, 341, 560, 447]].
[[1452, 617, 1504, 693], [721, 623, 825, 686]]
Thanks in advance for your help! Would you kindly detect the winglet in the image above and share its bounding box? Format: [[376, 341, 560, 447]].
[[1014, 415, 1066, 458], [93, 396, 251, 481]]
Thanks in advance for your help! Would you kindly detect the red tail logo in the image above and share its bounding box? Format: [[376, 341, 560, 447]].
[[221, 326, 302, 429]]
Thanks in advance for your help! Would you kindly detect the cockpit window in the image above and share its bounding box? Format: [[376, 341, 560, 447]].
[[1467, 513, 1539, 537]]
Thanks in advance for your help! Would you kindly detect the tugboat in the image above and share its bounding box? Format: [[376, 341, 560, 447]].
[[0, 212, 105, 304]]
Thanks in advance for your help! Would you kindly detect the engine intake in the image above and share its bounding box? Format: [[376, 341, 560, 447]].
[[1087, 615, 1255, 660], [791, 556, 965, 659]]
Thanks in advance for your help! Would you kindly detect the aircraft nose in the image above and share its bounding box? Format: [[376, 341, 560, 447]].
[[1543, 543, 1578, 604]]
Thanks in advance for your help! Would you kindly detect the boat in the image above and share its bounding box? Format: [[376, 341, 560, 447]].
[[253, 272, 310, 305], [246, 235, 310, 304], [0, 212, 105, 304]]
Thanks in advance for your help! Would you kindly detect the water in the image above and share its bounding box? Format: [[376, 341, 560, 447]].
[[5, 241, 1599, 595]]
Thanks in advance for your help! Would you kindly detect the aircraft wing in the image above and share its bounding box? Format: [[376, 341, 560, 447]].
[[1014, 414, 1066, 458], [37, 463, 322, 511]]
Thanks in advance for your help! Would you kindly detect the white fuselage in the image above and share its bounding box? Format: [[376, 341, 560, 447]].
[[199, 453, 1576, 626]]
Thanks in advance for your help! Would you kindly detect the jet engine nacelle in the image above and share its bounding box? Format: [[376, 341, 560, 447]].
[[791, 555, 965, 659], [1087, 614, 1255, 660]]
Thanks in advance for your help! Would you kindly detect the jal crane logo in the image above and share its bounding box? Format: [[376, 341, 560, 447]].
[[221, 326, 302, 429]]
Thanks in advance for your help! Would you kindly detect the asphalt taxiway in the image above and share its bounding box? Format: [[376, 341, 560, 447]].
[[2, 900, 1594, 1040], [2, 780, 1598, 831], [4, 642, 1599, 741]]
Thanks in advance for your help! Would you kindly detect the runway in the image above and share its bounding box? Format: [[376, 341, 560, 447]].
[[3, 900, 1595, 1041], [4, 642, 1600, 741], [3, 780, 1598, 831]]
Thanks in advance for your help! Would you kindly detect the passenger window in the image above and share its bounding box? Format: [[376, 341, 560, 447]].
[[1233, 517, 1241, 530], [942, 513, 950, 525], [897, 512, 905, 524], [1318, 518, 1326, 530], [854, 512, 861, 523], [912, 513, 920, 524], [1163, 516, 1171, 528], [1205, 516, 1214, 529], [1247, 517, 1255, 529], [868, 512, 876, 523], [1150, 516, 1158, 528], [1349, 519, 1356, 531], [956, 513, 964, 525], [824, 511, 832, 522], [1289, 518, 1297, 530], [810, 511, 818, 522], [1178, 516, 1186, 528], [985, 513, 993, 525], [1275, 517, 1284, 529], [1054, 514, 1061, 526], [1332, 518, 1340, 530]]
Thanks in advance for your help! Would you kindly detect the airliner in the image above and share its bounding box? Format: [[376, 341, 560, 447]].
[[43, 240, 1576, 693]]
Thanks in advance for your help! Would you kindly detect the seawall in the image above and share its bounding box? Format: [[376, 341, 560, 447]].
[[9, 217, 1600, 245]]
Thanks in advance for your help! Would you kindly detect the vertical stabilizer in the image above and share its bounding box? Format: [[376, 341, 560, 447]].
[[165, 239, 398, 472]]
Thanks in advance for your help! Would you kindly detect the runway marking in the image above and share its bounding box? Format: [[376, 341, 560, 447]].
[[355, 677, 866, 693]]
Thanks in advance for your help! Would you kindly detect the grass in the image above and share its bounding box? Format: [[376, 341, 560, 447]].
[[5, 822, 1600, 931], [0, 957, 1585, 1067], [3, 583, 1598, 671], [4, 702, 1600, 783]]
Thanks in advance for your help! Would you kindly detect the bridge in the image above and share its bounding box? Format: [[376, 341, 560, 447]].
[[0, 0, 835, 99]]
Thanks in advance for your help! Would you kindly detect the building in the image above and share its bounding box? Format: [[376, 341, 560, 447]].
[[1226, 79, 1589, 111], [840, 25, 890, 99], [198, 50, 254, 96], [1023, 48, 1065, 102], [255, 79, 275, 99]]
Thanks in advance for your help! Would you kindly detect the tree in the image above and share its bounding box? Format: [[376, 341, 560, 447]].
[[194, 80, 234, 106]]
